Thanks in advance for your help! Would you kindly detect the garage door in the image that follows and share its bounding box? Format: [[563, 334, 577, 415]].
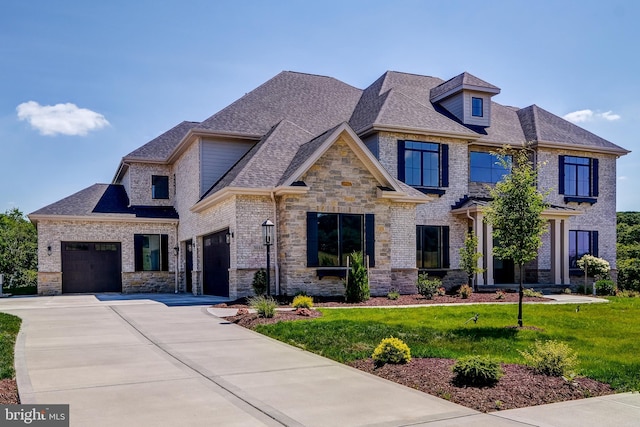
[[61, 242, 122, 293]]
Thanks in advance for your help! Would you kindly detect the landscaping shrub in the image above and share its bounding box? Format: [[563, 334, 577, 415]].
[[495, 290, 506, 300], [563, 288, 572, 294], [248, 295, 277, 318], [416, 274, 442, 299], [292, 294, 314, 309], [616, 289, 640, 298], [458, 284, 473, 299], [371, 337, 411, 367], [617, 258, 640, 291], [577, 254, 611, 279], [345, 251, 370, 303], [523, 288, 543, 298], [519, 340, 577, 377], [452, 355, 503, 386], [436, 286, 446, 297], [387, 289, 400, 300], [595, 279, 616, 296], [252, 269, 267, 295], [577, 284, 593, 295]]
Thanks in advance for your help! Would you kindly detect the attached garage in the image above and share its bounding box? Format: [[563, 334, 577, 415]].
[[61, 242, 122, 293]]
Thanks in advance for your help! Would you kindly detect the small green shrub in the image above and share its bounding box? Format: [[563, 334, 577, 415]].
[[252, 270, 267, 295], [371, 337, 411, 367], [436, 286, 446, 297], [452, 355, 503, 386], [416, 274, 442, 299], [616, 289, 640, 298], [577, 284, 594, 295], [458, 284, 473, 299], [387, 290, 400, 300], [577, 254, 611, 279], [344, 251, 370, 303], [519, 340, 578, 377], [563, 288, 572, 294], [248, 295, 277, 318], [292, 295, 314, 309], [595, 279, 616, 296], [523, 288, 544, 298]]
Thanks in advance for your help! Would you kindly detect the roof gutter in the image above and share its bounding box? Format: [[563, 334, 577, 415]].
[[356, 124, 480, 141], [531, 140, 630, 156], [28, 214, 179, 226]]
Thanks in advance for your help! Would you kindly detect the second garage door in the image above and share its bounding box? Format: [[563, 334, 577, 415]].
[[61, 242, 122, 293]]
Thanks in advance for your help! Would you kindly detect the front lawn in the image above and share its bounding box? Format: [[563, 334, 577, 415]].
[[0, 312, 21, 379], [255, 297, 640, 391]]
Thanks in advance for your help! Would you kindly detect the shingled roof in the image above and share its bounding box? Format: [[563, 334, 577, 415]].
[[125, 121, 199, 161], [430, 71, 501, 102]]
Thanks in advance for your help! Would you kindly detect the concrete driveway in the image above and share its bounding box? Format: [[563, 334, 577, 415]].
[[1, 295, 639, 427]]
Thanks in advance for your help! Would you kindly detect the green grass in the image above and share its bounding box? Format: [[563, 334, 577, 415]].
[[256, 297, 640, 391], [0, 313, 21, 379]]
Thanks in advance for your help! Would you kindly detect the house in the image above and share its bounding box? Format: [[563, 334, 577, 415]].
[[29, 70, 630, 298]]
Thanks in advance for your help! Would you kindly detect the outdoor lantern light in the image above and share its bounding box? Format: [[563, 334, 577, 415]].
[[47, 245, 52, 256], [262, 220, 274, 296], [173, 246, 179, 256]]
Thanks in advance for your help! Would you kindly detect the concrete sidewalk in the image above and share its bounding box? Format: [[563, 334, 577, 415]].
[[1, 295, 638, 426]]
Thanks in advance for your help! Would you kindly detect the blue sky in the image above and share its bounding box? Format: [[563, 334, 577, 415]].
[[2, 0, 639, 215]]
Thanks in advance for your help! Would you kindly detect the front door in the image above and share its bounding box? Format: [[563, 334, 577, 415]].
[[185, 239, 193, 293], [494, 258, 515, 284], [202, 229, 230, 296]]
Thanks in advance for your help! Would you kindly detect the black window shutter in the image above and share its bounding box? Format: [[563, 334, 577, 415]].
[[365, 214, 375, 268], [441, 144, 449, 187], [161, 234, 169, 271], [134, 234, 143, 271], [558, 155, 565, 195], [442, 226, 450, 268], [307, 212, 319, 267], [592, 231, 599, 257], [397, 140, 406, 182], [591, 158, 599, 197]]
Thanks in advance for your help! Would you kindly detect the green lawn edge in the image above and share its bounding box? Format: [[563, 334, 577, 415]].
[[256, 297, 640, 391], [0, 312, 22, 379]]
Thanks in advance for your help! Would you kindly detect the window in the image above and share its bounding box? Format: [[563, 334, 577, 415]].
[[470, 152, 511, 183], [307, 212, 375, 267], [569, 230, 598, 269], [560, 156, 598, 200], [134, 234, 168, 271], [152, 175, 169, 199], [398, 141, 449, 189], [416, 225, 450, 269], [472, 97, 483, 117]]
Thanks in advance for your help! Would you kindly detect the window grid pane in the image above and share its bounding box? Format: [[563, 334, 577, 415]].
[[403, 141, 440, 187]]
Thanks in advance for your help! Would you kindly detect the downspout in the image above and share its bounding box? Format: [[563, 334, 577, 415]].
[[174, 223, 179, 293], [270, 191, 280, 295]]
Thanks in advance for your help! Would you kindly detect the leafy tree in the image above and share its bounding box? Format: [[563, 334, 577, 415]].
[[459, 231, 484, 291], [485, 148, 548, 327], [0, 208, 37, 291], [344, 251, 369, 302], [617, 212, 640, 291]]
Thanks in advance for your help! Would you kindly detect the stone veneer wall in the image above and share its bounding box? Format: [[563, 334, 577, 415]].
[[277, 136, 417, 297], [36, 219, 178, 295], [124, 163, 174, 207]]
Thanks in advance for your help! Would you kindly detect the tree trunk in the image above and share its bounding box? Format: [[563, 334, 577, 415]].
[[518, 263, 524, 327]]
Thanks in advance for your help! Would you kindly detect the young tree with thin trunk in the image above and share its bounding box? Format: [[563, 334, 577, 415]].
[[459, 231, 483, 291], [485, 147, 548, 327]]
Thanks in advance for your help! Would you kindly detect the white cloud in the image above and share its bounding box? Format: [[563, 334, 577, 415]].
[[618, 176, 628, 181], [563, 109, 621, 124], [16, 101, 110, 136]]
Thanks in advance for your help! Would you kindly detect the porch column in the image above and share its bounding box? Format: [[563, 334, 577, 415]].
[[485, 222, 494, 285], [552, 219, 562, 284], [476, 213, 485, 286], [562, 219, 571, 285]]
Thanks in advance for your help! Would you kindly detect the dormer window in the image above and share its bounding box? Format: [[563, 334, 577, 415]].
[[472, 97, 483, 117]]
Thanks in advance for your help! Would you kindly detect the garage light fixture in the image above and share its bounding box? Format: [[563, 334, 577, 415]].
[[47, 245, 52, 256], [173, 246, 179, 256]]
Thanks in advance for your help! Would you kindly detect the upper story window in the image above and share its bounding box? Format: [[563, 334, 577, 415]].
[[398, 141, 449, 192], [306, 212, 375, 267], [417, 225, 450, 269], [472, 97, 483, 117], [559, 155, 598, 203], [152, 175, 169, 199], [470, 152, 511, 184], [569, 230, 598, 269], [134, 234, 168, 271]]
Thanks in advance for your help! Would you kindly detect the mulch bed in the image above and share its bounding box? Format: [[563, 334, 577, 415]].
[[0, 379, 19, 404], [349, 358, 613, 412], [223, 308, 323, 329]]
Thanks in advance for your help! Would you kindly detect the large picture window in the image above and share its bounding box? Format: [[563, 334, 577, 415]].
[[470, 152, 511, 183], [416, 225, 450, 269], [559, 156, 598, 199], [569, 230, 598, 269], [307, 212, 375, 267], [134, 234, 169, 271], [398, 141, 449, 189]]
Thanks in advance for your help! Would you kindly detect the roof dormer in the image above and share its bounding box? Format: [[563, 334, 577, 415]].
[[430, 72, 500, 127]]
